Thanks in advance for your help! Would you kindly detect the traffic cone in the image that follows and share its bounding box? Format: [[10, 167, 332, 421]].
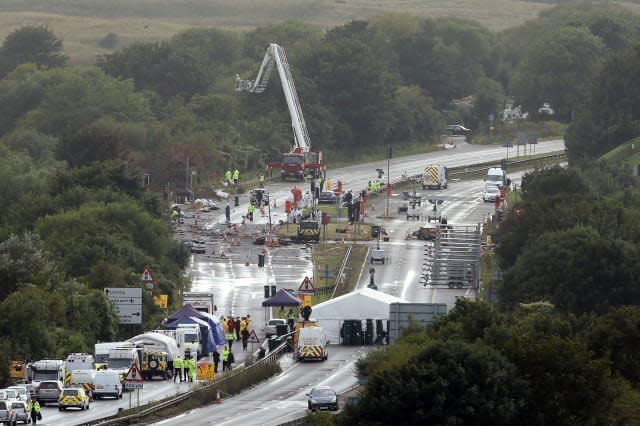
[[220, 250, 225, 258], [215, 389, 221, 403]]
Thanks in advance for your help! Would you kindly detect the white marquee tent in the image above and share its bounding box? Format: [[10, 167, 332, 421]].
[[311, 288, 407, 344]]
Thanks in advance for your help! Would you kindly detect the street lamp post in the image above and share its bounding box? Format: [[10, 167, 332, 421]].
[[386, 144, 392, 217]]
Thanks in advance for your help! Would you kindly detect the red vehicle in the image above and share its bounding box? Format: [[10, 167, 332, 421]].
[[237, 44, 326, 181]]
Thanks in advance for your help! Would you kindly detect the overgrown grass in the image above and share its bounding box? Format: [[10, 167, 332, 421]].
[[0, 1, 554, 64]]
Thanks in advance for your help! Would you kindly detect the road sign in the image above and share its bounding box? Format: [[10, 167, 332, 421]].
[[141, 267, 154, 283], [104, 288, 142, 298], [197, 362, 214, 381], [113, 305, 143, 315], [125, 363, 144, 382], [488, 113, 495, 122], [153, 295, 168, 309], [104, 287, 142, 324], [298, 276, 315, 295], [125, 381, 143, 390], [248, 330, 260, 344]]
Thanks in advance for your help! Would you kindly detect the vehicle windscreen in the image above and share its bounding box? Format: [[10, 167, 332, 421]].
[[184, 333, 198, 343], [63, 389, 79, 396], [95, 354, 109, 363], [312, 389, 335, 397], [108, 359, 133, 369], [487, 175, 502, 183], [283, 155, 303, 165], [4, 390, 17, 398], [33, 371, 59, 381]]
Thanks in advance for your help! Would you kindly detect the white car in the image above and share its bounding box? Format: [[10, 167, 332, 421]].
[[190, 239, 206, 254], [0, 388, 20, 401], [483, 186, 501, 202], [266, 319, 287, 338], [7, 386, 30, 402]]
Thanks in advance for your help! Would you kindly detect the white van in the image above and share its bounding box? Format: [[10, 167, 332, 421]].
[[295, 327, 329, 362], [485, 168, 506, 188], [93, 370, 122, 399]]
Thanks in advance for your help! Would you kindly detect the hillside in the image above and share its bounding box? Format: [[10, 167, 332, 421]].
[[0, 0, 554, 64]]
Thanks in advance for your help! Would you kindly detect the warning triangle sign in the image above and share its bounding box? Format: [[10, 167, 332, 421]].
[[298, 276, 315, 293], [124, 363, 144, 382], [248, 330, 260, 344]]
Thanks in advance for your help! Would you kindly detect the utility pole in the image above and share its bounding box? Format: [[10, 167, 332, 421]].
[[386, 144, 391, 217]]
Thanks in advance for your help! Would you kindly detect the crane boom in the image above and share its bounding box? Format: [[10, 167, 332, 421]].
[[237, 43, 312, 155]]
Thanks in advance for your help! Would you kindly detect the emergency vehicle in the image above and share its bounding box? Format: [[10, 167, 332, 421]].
[[236, 44, 325, 180]]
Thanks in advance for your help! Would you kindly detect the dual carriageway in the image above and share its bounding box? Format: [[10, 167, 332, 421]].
[[40, 138, 564, 425]]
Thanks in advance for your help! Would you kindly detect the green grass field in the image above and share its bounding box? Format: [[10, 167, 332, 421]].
[[0, 0, 557, 64]]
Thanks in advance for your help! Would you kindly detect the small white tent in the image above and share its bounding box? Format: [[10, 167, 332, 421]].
[[311, 288, 407, 344]]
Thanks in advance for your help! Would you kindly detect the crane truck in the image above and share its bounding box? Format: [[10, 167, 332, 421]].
[[236, 43, 325, 181]]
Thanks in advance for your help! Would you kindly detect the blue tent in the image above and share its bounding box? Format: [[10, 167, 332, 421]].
[[262, 289, 301, 307], [198, 312, 226, 346], [165, 316, 215, 356]]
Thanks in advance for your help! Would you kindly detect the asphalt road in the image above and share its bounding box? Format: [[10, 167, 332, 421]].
[[48, 139, 563, 425], [149, 345, 370, 426]]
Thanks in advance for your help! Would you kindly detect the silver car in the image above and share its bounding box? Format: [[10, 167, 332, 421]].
[[0, 400, 17, 425], [35, 380, 63, 406], [10, 400, 29, 424]]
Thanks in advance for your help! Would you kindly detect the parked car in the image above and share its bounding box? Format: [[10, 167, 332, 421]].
[[0, 400, 17, 425], [190, 239, 206, 254], [58, 387, 90, 411], [10, 400, 29, 424], [318, 191, 338, 204], [35, 380, 63, 406], [307, 386, 338, 411], [266, 319, 288, 338], [483, 185, 501, 202]]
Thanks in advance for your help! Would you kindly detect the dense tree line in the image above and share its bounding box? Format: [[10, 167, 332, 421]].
[[334, 300, 640, 425]]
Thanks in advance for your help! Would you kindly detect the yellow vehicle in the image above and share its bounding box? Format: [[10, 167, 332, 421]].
[[58, 387, 90, 411]]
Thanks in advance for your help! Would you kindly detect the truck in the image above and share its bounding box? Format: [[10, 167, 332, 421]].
[[107, 345, 142, 385], [422, 165, 448, 190], [485, 167, 507, 188], [176, 324, 201, 359], [149, 329, 186, 356], [236, 43, 325, 180], [26, 359, 65, 384], [294, 327, 329, 362], [297, 221, 320, 242], [68, 369, 96, 394], [183, 292, 215, 315], [64, 353, 95, 379], [94, 342, 128, 368], [127, 332, 181, 380], [25, 359, 65, 396]]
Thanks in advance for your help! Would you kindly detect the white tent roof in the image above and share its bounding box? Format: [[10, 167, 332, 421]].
[[312, 287, 406, 320]]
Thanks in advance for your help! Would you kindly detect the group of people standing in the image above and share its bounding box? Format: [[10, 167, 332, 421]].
[[172, 355, 196, 382], [221, 314, 252, 351], [225, 169, 240, 186], [278, 306, 298, 332]]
